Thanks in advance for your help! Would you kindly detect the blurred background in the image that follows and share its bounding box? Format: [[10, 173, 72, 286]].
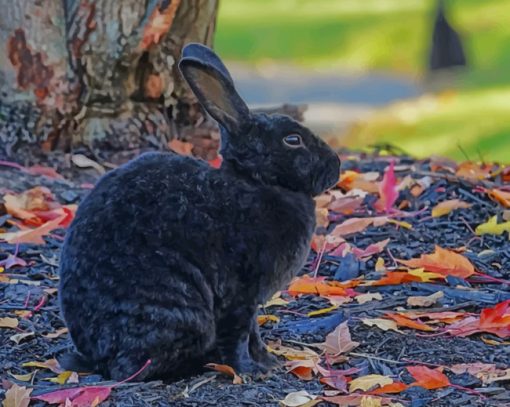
[[214, 0, 510, 162]]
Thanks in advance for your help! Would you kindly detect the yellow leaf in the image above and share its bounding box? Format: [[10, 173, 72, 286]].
[[307, 305, 338, 317], [267, 342, 320, 361], [0, 266, 4, 273], [349, 374, 393, 392], [407, 291, 444, 307], [360, 396, 383, 407], [0, 317, 19, 329], [257, 314, 280, 326], [475, 216, 510, 236], [387, 219, 412, 229], [375, 257, 385, 272], [2, 384, 32, 407], [44, 370, 73, 384], [362, 318, 402, 333], [22, 358, 63, 374], [432, 199, 472, 218], [8, 371, 34, 382], [264, 292, 289, 308], [356, 293, 383, 304], [407, 268, 444, 282]]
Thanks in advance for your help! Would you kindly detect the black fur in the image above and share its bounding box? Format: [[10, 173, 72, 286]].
[[58, 43, 341, 381]]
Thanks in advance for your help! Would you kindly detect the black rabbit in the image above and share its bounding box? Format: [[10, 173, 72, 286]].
[[58, 43, 341, 381]]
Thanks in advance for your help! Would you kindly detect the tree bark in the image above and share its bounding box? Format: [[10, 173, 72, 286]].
[[0, 0, 219, 166]]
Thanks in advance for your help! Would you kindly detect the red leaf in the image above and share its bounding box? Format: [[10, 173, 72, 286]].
[[375, 160, 398, 212], [287, 275, 351, 297], [370, 271, 422, 286], [69, 386, 111, 407], [407, 365, 450, 390], [370, 381, 408, 394], [447, 300, 510, 338], [33, 387, 84, 404], [208, 156, 223, 169]]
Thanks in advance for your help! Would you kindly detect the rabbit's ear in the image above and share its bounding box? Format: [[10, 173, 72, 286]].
[[179, 43, 249, 134]]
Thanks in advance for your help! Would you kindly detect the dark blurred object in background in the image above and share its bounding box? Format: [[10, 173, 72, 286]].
[[428, 0, 467, 71]]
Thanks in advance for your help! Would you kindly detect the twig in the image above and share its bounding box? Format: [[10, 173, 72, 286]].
[[348, 352, 404, 365]]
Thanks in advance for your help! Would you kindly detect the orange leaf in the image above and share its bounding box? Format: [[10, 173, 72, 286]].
[[208, 156, 223, 169], [479, 300, 510, 338], [205, 363, 242, 384], [370, 271, 422, 286], [0, 213, 67, 244], [328, 197, 363, 215], [385, 313, 436, 332], [431, 199, 472, 218], [456, 162, 491, 181], [287, 275, 349, 297], [407, 365, 450, 390], [397, 245, 475, 279], [488, 188, 510, 208], [370, 381, 408, 394]]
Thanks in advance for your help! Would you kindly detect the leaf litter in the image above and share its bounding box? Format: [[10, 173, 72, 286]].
[[1, 149, 510, 406]]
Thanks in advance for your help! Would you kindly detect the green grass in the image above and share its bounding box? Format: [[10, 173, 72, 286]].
[[215, 0, 510, 162]]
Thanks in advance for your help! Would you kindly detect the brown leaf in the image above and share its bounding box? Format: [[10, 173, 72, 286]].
[[2, 384, 32, 407], [0, 317, 19, 329], [322, 321, 359, 356], [205, 363, 242, 384], [407, 291, 444, 307]]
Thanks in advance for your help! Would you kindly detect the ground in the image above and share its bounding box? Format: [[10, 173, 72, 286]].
[[1, 150, 509, 406]]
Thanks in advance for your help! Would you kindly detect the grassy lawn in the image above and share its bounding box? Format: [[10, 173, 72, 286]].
[[215, 0, 510, 162]]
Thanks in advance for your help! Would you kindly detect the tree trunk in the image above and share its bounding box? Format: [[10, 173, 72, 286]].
[[0, 0, 220, 166]]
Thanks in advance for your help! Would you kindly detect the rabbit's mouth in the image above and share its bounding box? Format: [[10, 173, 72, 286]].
[[312, 155, 341, 196]]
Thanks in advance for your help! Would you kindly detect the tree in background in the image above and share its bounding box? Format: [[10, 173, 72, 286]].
[[0, 0, 220, 166]]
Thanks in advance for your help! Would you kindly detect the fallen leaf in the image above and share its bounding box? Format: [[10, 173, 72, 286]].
[[330, 218, 374, 238], [375, 257, 385, 272], [208, 156, 223, 168], [351, 239, 390, 259], [360, 396, 383, 407], [267, 342, 320, 361], [456, 162, 490, 181], [385, 313, 436, 332], [407, 268, 445, 282], [431, 199, 472, 218], [356, 293, 383, 304], [349, 374, 393, 392], [485, 369, 510, 384], [33, 386, 111, 406], [375, 160, 398, 212], [322, 395, 390, 406], [26, 165, 64, 179], [475, 216, 510, 236], [307, 305, 339, 317], [447, 300, 510, 338], [8, 372, 34, 382], [397, 246, 475, 279], [449, 363, 498, 376], [329, 197, 364, 214], [205, 363, 242, 384], [322, 321, 359, 356], [361, 318, 401, 333], [43, 327, 69, 339], [257, 314, 280, 325], [0, 254, 27, 269], [488, 188, 510, 207], [370, 271, 421, 286], [22, 358, 64, 374], [0, 317, 19, 329], [370, 382, 408, 394], [286, 359, 317, 381], [407, 365, 450, 389], [407, 291, 444, 307], [9, 332, 35, 344], [3, 384, 32, 407], [0, 213, 67, 245], [279, 390, 319, 407], [338, 171, 379, 193], [287, 275, 349, 297], [315, 207, 330, 229], [71, 154, 106, 173]]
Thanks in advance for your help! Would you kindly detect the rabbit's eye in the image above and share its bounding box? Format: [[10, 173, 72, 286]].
[[283, 134, 303, 148]]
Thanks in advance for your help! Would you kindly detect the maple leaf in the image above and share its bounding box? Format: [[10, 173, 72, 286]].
[[205, 363, 242, 384], [286, 359, 317, 381], [384, 313, 436, 332], [407, 365, 450, 390], [369, 271, 422, 286], [447, 300, 510, 338], [33, 386, 111, 406], [375, 160, 398, 213], [431, 199, 472, 218], [351, 239, 390, 259], [397, 246, 475, 279], [475, 216, 510, 235], [3, 384, 32, 407], [349, 374, 393, 392], [322, 321, 359, 356], [287, 275, 351, 297]]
